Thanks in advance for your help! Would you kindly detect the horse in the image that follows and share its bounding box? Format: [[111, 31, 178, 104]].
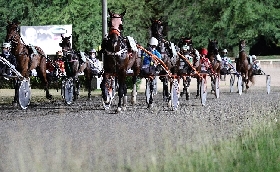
[[59, 34, 87, 101], [177, 36, 201, 99], [236, 39, 254, 90], [101, 9, 141, 112], [207, 39, 221, 93], [5, 20, 52, 106], [150, 17, 180, 102]]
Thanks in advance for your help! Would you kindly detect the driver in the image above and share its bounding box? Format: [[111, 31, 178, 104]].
[[0, 42, 17, 77]]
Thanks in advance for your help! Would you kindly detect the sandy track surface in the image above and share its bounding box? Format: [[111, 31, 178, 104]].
[[0, 64, 279, 171]]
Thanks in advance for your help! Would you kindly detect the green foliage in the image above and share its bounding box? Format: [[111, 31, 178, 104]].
[[1, 0, 279, 52]]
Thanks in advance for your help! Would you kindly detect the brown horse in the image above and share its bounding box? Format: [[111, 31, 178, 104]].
[[177, 36, 201, 99], [5, 20, 52, 105], [150, 18, 180, 101], [101, 9, 141, 112], [59, 34, 87, 100], [207, 39, 222, 93], [236, 39, 254, 90]]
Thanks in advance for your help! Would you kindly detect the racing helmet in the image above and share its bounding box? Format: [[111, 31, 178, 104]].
[[222, 49, 228, 54], [200, 48, 208, 56], [2, 43, 11, 49], [251, 55, 256, 60], [89, 49, 97, 53], [149, 37, 158, 46]]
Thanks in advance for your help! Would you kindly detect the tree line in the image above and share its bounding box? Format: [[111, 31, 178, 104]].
[[0, 0, 279, 56]]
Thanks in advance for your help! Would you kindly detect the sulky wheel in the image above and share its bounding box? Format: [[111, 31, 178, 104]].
[[215, 75, 220, 98], [170, 79, 179, 110], [18, 78, 31, 110], [237, 75, 242, 95], [230, 74, 235, 93], [200, 77, 207, 106], [63, 78, 74, 105], [266, 75, 271, 94]]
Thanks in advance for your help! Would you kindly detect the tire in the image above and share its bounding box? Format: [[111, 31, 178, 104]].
[[237, 75, 242, 95], [64, 78, 74, 105], [18, 78, 31, 110], [266, 75, 271, 94], [145, 78, 151, 105], [200, 77, 207, 106], [171, 79, 179, 110], [215, 76, 220, 98], [230, 74, 235, 93]]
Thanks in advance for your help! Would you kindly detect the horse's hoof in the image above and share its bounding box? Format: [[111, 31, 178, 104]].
[[116, 107, 122, 112], [12, 101, 17, 107], [122, 106, 127, 111], [148, 103, 153, 108], [47, 95, 53, 100]]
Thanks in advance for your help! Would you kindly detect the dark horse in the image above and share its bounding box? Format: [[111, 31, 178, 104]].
[[236, 40, 254, 90], [177, 36, 201, 99], [207, 39, 221, 93], [150, 17, 180, 101], [101, 9, 141, 112], [5, 20, 52, 105], [59, 34, 87, 100]]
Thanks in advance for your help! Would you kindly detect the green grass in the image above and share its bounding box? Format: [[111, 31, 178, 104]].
[[156, 122, 280, 172]]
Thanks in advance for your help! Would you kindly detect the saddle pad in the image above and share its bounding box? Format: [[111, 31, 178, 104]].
[[79, 51, 87, 63], [127, 36, 138, 52]]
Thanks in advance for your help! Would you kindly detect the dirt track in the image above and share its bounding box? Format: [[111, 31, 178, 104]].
[[0, 64, 279, 171]]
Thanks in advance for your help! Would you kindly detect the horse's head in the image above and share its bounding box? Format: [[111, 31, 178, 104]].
[[239, 39, 246, 52], [107, 9, 126, 52], [180, 36, 194, 53], [108, 9, 125, 32], [150, 17, 163, 41], [5, 20, 21, 45], [207, 39, 219, 55], [59, 34, 72, 51]]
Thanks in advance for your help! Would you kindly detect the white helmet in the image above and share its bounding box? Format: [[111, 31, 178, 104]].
[[251, 55, 256, 59], [2, 43, 11, 48], [222, 49, 227, 53], [149, 37, 158, 46], [89, 49, 97, 53]]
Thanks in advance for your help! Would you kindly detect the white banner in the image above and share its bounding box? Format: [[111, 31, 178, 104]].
[[20, 25, 72, 55]]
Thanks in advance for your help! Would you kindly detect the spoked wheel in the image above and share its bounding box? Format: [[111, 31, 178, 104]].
[[215, 75, 220, 98], [237, 75, 242, 95], [200, 77, 207, 106], [63, 78, 74, 105], [169, 79, 179, 110], [230, 74, 235, 93], [266, 75, 271, 94], [145, 78, 152, 106], [18, 78, 31, 110]]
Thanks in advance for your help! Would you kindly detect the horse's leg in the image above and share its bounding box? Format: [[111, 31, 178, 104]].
[[163, 76, 169, 101], [131, 75, 137, 105], [100, 74, 108, 102], [12, 79, 18, 106], [73, 76, 80, 101], [148, 77, 154, 108], [37, 56, 52, 99], [117, 77, 127, 112], [196, 76, 200, 98], [245, 70, 249, 89], [185, 76, 191, 100], [87, 72, 93, 101]]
